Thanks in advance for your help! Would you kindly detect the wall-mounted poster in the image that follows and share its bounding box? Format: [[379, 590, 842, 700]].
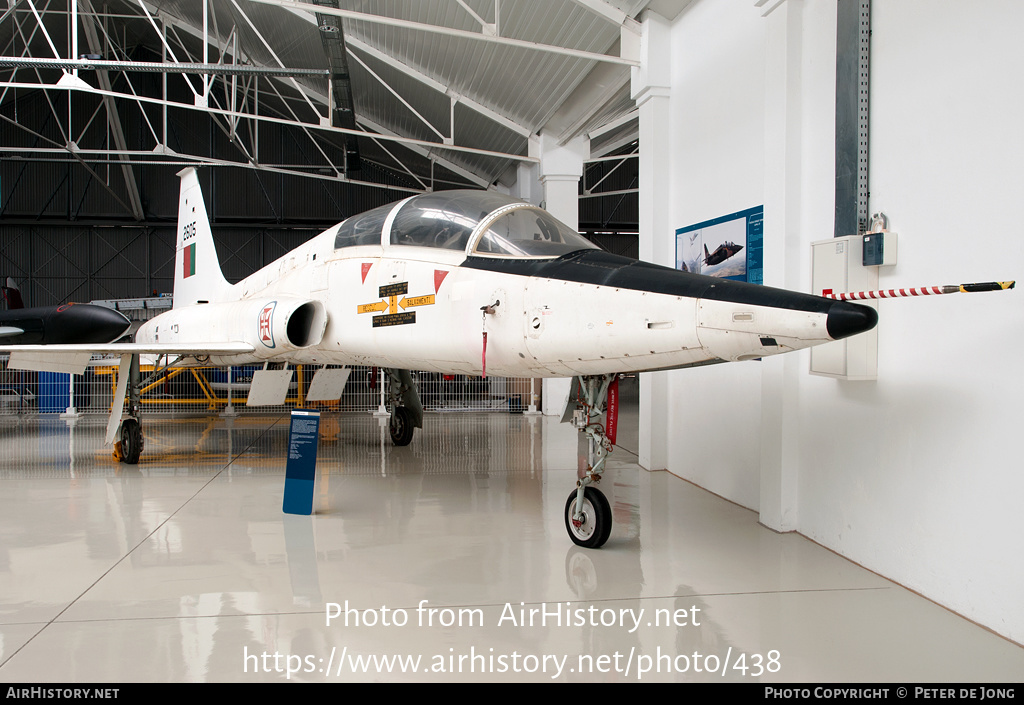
[[675, 206, 763, 285]]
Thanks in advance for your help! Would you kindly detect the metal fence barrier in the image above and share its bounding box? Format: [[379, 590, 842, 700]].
[[0, 357, 538, 416]]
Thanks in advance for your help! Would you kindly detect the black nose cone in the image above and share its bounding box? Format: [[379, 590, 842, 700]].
[[90, 305, 132, 342], [49, 304, 131, 343], [826, 300, 878, 340]]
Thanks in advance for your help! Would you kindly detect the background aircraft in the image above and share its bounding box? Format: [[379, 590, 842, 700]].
[[703, 240, 744, 267], [1, 168, 880, 548], [0, 277, 131, 345]]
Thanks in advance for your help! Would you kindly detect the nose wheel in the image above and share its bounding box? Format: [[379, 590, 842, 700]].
[[565, 486, 612, 548]]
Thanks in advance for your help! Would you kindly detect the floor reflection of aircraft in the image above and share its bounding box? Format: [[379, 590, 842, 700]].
[[703, 241, 743, 267], [1, 168, 879, 549], [0, 277, 130, 344]]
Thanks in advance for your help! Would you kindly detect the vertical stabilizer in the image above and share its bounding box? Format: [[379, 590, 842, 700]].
[[2, 277, 25, 310], [173, 168, 231, 308]]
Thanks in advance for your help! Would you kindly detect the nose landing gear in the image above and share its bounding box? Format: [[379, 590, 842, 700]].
[[565, 374, 617, 548]]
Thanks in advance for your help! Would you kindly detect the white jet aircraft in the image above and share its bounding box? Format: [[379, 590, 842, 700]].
[[3, 167, 880, 548]]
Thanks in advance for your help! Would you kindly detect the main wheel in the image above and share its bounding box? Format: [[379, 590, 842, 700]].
[[564, 486, 612, 548], [119, 418, 144, 464], [389, 406, 415, 446]]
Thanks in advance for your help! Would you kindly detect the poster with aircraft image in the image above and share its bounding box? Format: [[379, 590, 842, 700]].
[[676, 206, 763, 284]]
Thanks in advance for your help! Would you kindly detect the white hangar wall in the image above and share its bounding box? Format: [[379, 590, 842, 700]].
[[648, 0, 1024, 643]]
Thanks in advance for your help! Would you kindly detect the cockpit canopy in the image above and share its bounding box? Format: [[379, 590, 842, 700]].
[[333, 190, 599, 258]]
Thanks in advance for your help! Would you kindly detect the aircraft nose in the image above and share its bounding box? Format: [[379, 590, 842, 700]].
[[825, 300, 878, 341], [92, 306, 132, 342], [54, 304, 132, 344]]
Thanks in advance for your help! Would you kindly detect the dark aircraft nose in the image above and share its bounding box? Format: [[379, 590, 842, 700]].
[[50, 304, 132, 344], [91, 305, 132, 342], [825, 300, 878, 341]]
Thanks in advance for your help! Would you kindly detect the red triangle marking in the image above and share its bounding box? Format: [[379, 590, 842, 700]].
[[361, 262, 372, 284], [434, 269, 449, 294]]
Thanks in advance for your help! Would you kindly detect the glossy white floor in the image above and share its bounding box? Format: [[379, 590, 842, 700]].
[[1, 386, 1022, 683]]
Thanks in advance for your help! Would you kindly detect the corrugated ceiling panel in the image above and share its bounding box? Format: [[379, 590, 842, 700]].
[[341, 0, 620, 130]]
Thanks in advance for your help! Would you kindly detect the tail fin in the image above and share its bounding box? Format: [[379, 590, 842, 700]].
[[2, 277, 24, 310], [703, 243, 710, 261], [174, 167, 231, 308]]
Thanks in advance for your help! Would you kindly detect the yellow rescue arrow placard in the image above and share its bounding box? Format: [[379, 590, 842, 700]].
[[400, 294, 435, 309], [357, 301, 389, 314], [357, 282, 436, 326]]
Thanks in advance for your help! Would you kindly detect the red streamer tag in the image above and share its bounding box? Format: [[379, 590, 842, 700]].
[[606, 377, 619, 446], [482, 331, 488, 379]]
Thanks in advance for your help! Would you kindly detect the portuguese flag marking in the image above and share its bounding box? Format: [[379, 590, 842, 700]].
[[183, 243, 196, 278]]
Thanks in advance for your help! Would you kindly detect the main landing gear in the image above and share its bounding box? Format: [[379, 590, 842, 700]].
[[385, 369, 423, 446], [564, 374, 617, 549], [118, 417, 144, 464], [112, 353, 144, 464]]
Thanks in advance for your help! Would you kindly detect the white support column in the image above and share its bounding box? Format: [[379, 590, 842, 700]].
[[759, 0, 802, 532], [631, 11, 672, 472], [534, 131, 588, 416]]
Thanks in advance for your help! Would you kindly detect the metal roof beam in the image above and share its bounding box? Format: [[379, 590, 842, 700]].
[[0, 57, 331, 76], [131, 0, 320, 108], [78, 0, 145, 220], [134, 0, 202, 101], [454, 0, 495, 35], [570, 0, 642, 34], [588, 108, 638, 140], [357, 116, 490, 189], [228, 0, 321, 120], [0, 79, 538, 164], [345, 36, 531, 139], [346, 46, 447, 143], [590, 129, 638, 159], [249, 0, 640, 66], [24, 0, 62, 59], [0, 146, 423, 195]]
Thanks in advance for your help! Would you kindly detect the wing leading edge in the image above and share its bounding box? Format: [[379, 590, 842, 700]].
[[0, 342, 255, 375]]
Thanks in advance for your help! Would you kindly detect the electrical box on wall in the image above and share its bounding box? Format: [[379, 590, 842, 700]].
[[863, 231, 898, 266], [810, 235, 878, 380]]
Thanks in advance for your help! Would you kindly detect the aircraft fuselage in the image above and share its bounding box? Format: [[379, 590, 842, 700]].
[[136, 224, 875, 378]]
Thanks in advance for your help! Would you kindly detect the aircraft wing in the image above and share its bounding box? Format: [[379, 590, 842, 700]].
[[0, 342, 259, 446], [0, 342, 255, 375]]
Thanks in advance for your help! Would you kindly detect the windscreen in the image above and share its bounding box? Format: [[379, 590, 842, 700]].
[[333, 201, 396, 248], [341, 190, 601, 258], [473, 207, 600, 258], [389, 190, 515, 251]]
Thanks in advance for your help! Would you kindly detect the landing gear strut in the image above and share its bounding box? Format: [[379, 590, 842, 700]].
[[564, 374, 617, 548]]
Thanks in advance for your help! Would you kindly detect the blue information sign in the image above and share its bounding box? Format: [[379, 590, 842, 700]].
[[282, 409, 320, 515]]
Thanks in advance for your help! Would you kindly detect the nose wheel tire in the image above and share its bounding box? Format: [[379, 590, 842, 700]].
[[565, 486, 612, 549], [389, 406, 415, 446]]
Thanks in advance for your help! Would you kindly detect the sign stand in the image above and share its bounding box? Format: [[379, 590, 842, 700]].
[[283, 409, 320, 515]]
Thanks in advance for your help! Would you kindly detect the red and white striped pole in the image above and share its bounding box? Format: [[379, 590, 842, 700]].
[[823, 281, 1015, 301]]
